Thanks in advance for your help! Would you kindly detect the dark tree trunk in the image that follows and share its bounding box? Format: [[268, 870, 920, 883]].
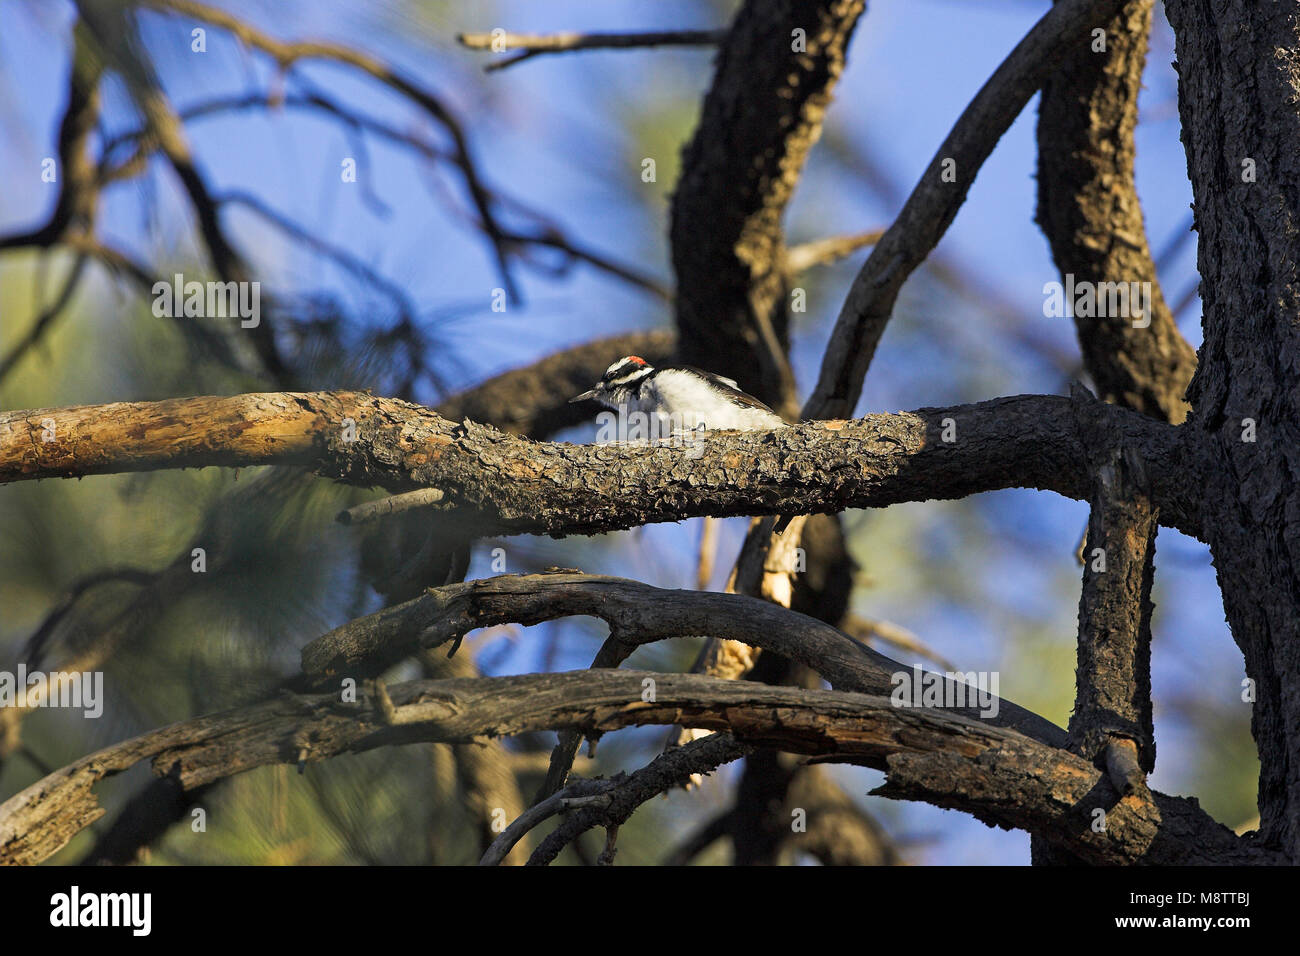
[[1166, 0, 1300, 858]]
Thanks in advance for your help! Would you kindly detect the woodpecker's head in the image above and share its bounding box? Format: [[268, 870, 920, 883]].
[[569, 355, 654, 408]]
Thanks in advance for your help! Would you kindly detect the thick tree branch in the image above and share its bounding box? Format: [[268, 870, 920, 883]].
[[0, 390, 1203, 540], [1165, 0, 1300, 859], [1034, 395, 1160, 865], [804, 0, 1128, 420], [1070, 437, 1158, 772], [1036, 0, 1196, 423], [0, 670, 1271, 866]]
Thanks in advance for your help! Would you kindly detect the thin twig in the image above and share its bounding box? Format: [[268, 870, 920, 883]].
[[478, 778, 616, 866], [337, 489, 447, 525], [457, 29, 725, 72], [141, 0, 521, 302], [842, 614, 958, 672], [528, 732, 753, 865], [785, 230, 884, 274]]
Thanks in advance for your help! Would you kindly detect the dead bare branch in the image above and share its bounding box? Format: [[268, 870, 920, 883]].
[[525, 733, 752, 865], [0, 390, 1204, 541], [299, 571, 1067, 748], [0, 669, 1270, 866], [457, 29, 725, 72], [785, 230, 884, 275]]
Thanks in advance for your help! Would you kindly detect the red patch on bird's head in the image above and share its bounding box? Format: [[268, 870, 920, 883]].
[[625, 355, 647, 366]]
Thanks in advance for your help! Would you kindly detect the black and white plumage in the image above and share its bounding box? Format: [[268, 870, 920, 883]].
[[569, 356, 785, 433]]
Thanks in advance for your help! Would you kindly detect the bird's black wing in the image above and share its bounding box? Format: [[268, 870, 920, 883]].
[[659, 365, 781, 415]]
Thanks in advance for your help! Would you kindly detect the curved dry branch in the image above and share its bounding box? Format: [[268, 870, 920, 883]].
[[1036, 0, 1196, 423], [299, 571, 1066, 747], [804, 0, 1128, 420], [0, 390, 1202, 539], [0, 670, 1271, 866]]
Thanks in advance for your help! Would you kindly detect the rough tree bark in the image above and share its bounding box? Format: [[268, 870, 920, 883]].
[[1, 667, 1275, 866], [1165, 0, 1300, 860], [0, 391, 1203, 540], [1036, 0, 1196, 424]]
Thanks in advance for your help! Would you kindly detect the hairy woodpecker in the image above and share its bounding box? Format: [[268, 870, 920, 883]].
[[569, 356, 785, 433]]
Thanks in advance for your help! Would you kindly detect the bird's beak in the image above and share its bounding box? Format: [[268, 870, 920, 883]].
[[569, 388, 598, 404]]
